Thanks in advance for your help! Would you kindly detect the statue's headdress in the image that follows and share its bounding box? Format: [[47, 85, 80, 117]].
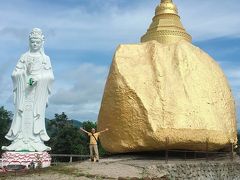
[[29, 28, 44, 41], [28, 28, 46, 63]]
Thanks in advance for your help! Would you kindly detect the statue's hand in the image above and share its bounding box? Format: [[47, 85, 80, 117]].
[[29, 77, 39, 86], [32, 78, 37, 85], [28, 78, 35, 86]]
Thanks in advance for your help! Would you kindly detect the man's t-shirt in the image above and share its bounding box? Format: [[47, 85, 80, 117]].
[[88, 132, 100, 145]]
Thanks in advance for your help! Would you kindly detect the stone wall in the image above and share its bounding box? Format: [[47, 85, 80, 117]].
[[145, 162, 240, 179]]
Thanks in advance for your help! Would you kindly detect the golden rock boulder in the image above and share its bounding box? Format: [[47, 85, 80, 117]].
[[97, 0, 237, 153], [98, 41, 237, 153]]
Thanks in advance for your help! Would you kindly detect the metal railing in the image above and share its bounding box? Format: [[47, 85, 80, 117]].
[[50, 154, 90, 163], [0, 158, 3, 169], [163, 137, 235, 163]]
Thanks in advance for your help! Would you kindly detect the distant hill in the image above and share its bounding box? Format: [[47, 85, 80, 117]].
[[45, 118, 83, 128], [69, 119, 83, 128]]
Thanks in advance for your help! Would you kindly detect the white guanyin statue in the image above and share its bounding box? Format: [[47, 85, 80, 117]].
[[2, 28, 54, 152]]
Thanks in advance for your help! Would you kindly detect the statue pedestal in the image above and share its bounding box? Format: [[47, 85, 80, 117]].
[[1, 151, 51, 168]]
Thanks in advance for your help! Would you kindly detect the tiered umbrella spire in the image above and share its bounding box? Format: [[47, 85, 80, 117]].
[[141, 0, 192, 44]]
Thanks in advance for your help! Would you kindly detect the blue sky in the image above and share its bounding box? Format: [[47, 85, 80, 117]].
[[0, 0, 240, 127]]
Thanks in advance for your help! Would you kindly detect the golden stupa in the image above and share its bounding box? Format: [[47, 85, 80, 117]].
[[141, 0, 191, 44], [97, 0, 237, 153]]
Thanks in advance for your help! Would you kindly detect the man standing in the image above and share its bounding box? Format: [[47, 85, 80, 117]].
[[80, 127, 108, 162]]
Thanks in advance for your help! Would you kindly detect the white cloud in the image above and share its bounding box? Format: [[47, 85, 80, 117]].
[[224, 68, 240, 92], [46, 63, 108, 120], [0, 0, 240, 50], [175, 0, 240, 41], [0, 61, 14, 108], [225, 69, 240, 78]]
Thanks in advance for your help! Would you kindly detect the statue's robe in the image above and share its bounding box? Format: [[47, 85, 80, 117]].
[[3, 52, 54, 152]]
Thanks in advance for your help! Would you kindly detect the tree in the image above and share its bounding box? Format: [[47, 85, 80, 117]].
[[0, 106, 12, 153], [46, 113, 89, 157], [82, 121, 97, 132]]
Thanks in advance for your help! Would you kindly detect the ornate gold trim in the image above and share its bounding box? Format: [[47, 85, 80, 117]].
[[141, 0, 192, 44]]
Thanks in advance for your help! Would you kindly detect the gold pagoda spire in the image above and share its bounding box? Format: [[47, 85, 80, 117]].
[[141, 0, 192, 44]]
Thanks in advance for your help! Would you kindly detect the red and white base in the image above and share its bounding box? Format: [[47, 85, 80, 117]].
[[1, 151, 51, 168]]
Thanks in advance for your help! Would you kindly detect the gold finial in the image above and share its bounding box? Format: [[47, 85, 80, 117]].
[[141, 0, 192, 44], [161, 0, 172, 3], [156, 0, 178, 15]]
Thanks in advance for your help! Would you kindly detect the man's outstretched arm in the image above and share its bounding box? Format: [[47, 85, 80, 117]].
[[80, 127, 89, 134], [99, 128, 109, 134]]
